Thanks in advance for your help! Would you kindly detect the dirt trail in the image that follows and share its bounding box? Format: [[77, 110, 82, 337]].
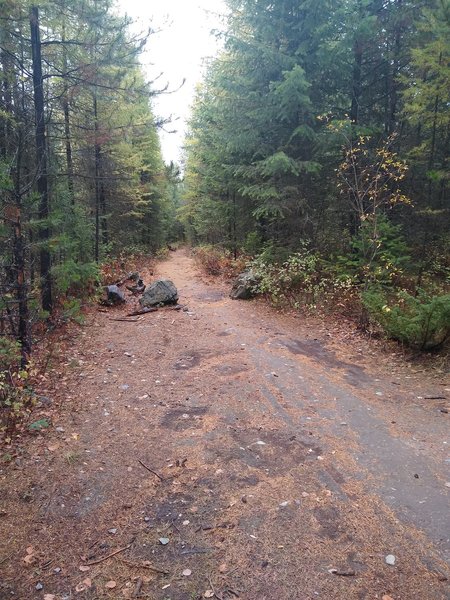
[[1, 249, 449, 600]]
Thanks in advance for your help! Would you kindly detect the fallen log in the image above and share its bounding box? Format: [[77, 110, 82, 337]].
[[114, 271, 140, 287]]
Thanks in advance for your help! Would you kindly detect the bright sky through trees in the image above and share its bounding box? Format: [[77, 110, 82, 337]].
[[117, 0, 226, 164]]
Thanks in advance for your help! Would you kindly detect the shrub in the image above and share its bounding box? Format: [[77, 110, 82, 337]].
[[53, 259, 99, 298], [0, 340, 35, 440], [249, 245, 359, 312], [100, 252, 144, 286], [363, 288, 450, 350], [0, 338, 21, 371], [336, 216, 411, 287], [61, 298, 85, 325], [243, 231, 264, 256], [193, 246, 247, 278]]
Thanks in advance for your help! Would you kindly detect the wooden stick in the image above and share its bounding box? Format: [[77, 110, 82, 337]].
[[118, 557, 169, 575], [109, 318, 140, 322], [127, 307, 158, 317], [170, 520, 182, 534], [179, 548, 212, 555], [208, 575, 224, 600], [84, 544, 131, 566], [0, 554, 12, 566], [330, 569, 356, 576], [138, 459, 164, 481]]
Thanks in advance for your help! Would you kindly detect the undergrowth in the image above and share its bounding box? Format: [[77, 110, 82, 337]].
[[193, 245, 248, 278], [1, 250, 159, 440], [193, 243, 450, 354], [0, 339, 35, 442]]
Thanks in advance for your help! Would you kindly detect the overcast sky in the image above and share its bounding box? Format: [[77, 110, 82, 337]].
[[116, 0, 226, 165]]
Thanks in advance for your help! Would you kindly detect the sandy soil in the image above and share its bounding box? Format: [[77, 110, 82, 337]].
[[1, 249, 449, 600]]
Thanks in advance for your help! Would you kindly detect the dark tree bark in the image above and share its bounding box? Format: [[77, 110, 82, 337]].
[[1, 26, 32, 364], [30, 5, 52, 313], [1, 48, 13, 160], [62, 22, 75, 203], [100, 179, 108, 247], [350, 38, 363, 126], [13, 201, 31, 365], [93, 91, 101, 262]]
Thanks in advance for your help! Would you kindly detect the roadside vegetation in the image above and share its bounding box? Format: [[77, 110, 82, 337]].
[[182, 0, 449, 354], [0, 1, 184, 436]]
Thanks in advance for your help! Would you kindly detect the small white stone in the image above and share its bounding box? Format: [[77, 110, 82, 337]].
[[385, 554, 396, 565]]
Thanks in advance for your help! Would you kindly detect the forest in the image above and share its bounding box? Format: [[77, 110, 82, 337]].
[[0, 0, 449, 424], [182, 0, 450, 351], [0, 0, 181, 368]]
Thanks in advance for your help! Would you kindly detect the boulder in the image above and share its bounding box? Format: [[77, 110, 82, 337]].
[[107, 284, 126, 304], [140, 279, 178, 307], [230, 270, 257, 300]]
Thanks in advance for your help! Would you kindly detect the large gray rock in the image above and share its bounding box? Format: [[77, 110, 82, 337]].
[[230, 270, 257, 300], [140, 279, 178, 307], [107, 284, 126, 304]]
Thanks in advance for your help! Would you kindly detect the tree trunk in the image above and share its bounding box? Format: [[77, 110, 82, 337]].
[[232, 192, 237, 260], [60, 4, 74, 203], [30, 6, 52, 313], [100, 180, 108, 247], [62, 41, 74, 202], [350, 38, 363, 126], [387, 0, 403, 135], [1, 49, 13, 160], [93, 92, 101, 262]]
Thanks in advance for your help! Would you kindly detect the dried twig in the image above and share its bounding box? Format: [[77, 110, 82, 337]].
[[84, 544, 131, 566], [160, 519, 179, 533], [179, 547, 213, 556], [161, 518, 182, 534], [118, 557, 169, 575], [114, 272, 137, 287], [127, 307, 158, 317], [208, 574, 224, 600], [138, 459, 164, 481]]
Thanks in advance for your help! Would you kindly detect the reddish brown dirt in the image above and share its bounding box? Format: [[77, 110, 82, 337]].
[[1, 249, 449, 600]]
